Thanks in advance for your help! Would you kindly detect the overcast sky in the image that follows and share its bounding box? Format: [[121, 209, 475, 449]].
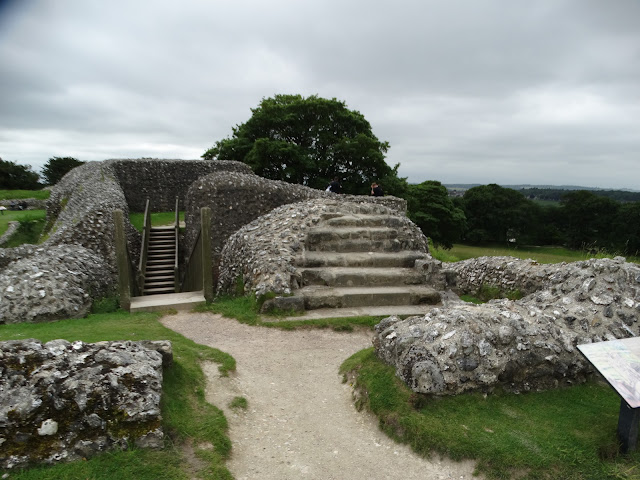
[[1, 0, 638, 189]]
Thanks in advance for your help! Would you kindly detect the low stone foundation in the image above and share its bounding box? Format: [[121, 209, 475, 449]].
[[374, 256, 640, 395], [0, 339, 172, 469], [0, 245, 111, 324]]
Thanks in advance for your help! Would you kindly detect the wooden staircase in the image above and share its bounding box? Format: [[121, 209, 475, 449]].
[[143, 226, 177, 295]]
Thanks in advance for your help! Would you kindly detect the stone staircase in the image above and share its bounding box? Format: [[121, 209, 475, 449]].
[[143, 226, 176, 295], [293, 212, 440, 310]]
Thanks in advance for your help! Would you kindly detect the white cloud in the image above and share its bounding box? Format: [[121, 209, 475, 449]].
[[0, 0, 639, 189]]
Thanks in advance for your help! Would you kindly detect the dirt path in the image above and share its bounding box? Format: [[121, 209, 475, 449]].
[[161, 312, 480, 480]]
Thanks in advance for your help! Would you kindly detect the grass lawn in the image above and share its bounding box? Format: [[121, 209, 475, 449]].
[[0, 189, 50, 201], [0, 312, 235, 480], [432, 243, 640, 264], [0, 209, 47, 245], [341, 348, 640, 480], [129, 211, 185, 232]]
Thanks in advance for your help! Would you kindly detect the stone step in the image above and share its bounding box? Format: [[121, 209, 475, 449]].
[[300, 267, 425, 287], [297, 285, 441, 309], [296, 251, 429, 268], [130, 291, 206, 313], [306, 227, 398, 244], [306, 238, 406, 253], [324, 214, 407, 228]]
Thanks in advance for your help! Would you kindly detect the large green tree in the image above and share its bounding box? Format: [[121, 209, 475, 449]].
[[560, 190, 619, 250], [460, 184, 539, 245], [41, 156, 85, 186], [407, 181, 466, 248], [203, 94, 395, 194], [0, 158, 41, 190]]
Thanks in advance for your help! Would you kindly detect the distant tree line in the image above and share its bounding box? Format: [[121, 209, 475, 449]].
[[519, 187, 640, 203], [0, 157, 84, 189], [446, 184, 640, 255]]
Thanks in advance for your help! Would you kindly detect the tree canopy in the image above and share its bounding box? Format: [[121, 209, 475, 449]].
[[406, 181, 466, 248], [41, 157, 85, 186], [0, 158, 41, 190], [460, 184, 538, 245], [203, 94, 396, 195]]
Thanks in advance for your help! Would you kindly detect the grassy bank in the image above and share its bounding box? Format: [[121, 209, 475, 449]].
[[431, 243, 640, 264], [0, 209, 46, 245], [197, 295, 383, 332], [0, 189, 50, 201], [0, 312, 235, 479], [341, 348, 640, 480]]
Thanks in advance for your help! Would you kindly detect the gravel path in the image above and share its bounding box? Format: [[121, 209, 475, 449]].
[[161, 312, 480, 480]]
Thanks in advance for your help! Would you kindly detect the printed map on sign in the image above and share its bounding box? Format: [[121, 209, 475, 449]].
[[578, 337, 640, 408]]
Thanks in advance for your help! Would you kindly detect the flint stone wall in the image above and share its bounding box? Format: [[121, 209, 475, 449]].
[[0, 199, 47, 210], [110, 159, 253, 212], [217, 198, 423, 297], [1, 159, 247, 324], [184, 171, 407, 271], [0, 339, 172, 470], [374, 256, 640, 396], [0, 245, 111, 324]]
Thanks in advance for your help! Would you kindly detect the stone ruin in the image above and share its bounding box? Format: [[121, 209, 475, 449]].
[[0, 338, 172, 470], [217, 197, 417, 298], [374, 256, 640, 395], [0, 159, 252, 324], [2, 157, 640, 465], [0, 158, 399, 324]]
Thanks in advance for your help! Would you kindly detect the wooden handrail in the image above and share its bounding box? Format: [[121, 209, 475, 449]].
[[137, 198, 151, 293], [174, 196, 180, 291]]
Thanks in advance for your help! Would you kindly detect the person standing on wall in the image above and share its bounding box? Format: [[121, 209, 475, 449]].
[[328, 177, 342, 194], [370, 182, 384, 197]]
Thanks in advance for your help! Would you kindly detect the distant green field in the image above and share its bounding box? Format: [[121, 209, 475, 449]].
[[129, 211, 185, 232], [431, 243, 640, 264], [0, 189, 50, 200]]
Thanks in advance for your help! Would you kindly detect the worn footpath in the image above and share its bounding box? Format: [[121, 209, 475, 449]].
[[161, 312, 481, 480]]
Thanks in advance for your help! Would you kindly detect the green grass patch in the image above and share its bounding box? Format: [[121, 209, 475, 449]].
[[229, 396, 248, 410], [0, 189, 50, 200], [199, 295, 383, 331], [129, 211, 185, 232], [0, 311, 235, 479], [431, 243, 640, 265], [340, 348, 640, 480], [0, 209, 47, 246]]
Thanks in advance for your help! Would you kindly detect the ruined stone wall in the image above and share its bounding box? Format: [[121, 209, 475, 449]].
[[217, 199, 425, 297], [0, 339, 171, 470], [0, 245, 112, 324], [0, 159, 252, 324], [374, 256, 640, 396], [109, 159, 253, 212], [184, 171, 407, 271], [46, 161, 138, 269]]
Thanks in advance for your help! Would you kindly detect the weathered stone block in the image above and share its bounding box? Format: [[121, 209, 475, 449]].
[[0, 339, 172, 470]]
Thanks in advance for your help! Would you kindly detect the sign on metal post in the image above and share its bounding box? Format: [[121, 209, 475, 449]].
[[578, 337, 640, 453]]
